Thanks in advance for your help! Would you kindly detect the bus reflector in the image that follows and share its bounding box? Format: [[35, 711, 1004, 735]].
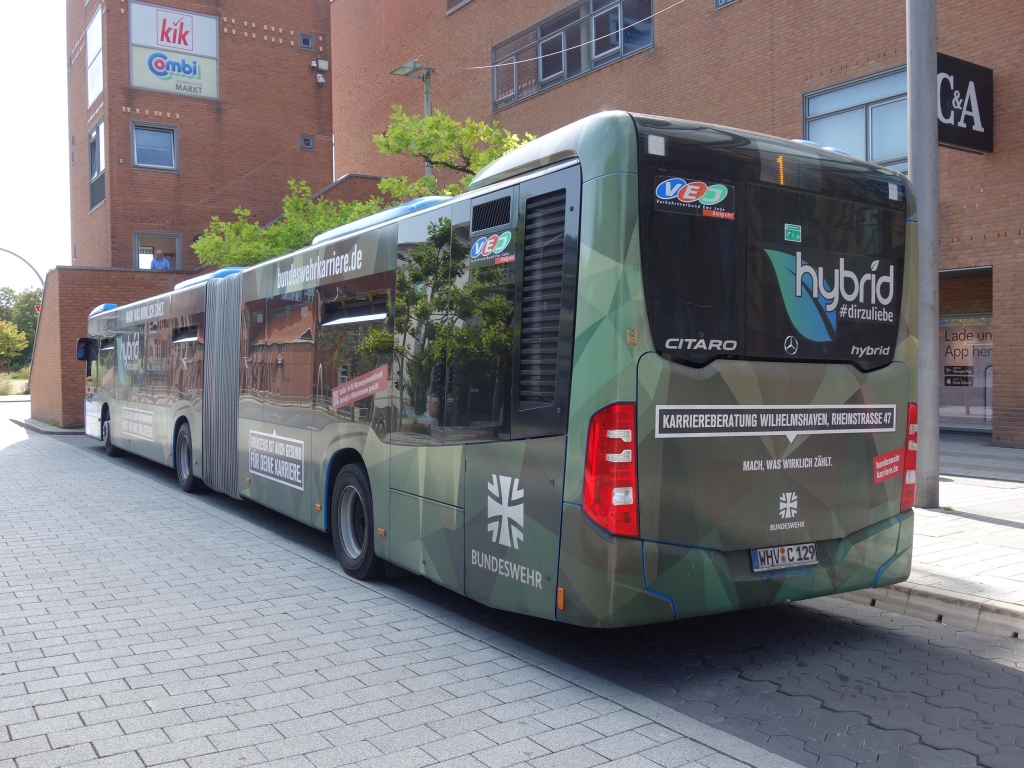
[[901, 403, 918, 511], [584, 403, 640, 537]]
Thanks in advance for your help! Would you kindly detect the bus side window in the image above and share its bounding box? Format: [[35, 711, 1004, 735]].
[[393, 206, 453, 445], [240, 297, 267, 416], [149, 319, 171, 404], [444, 198, 516, 444], [98, 337, 116, 391], [265, 289, 315, 410], [314, 279, 392, 428]]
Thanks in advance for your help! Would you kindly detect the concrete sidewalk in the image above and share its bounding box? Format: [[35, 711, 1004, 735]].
[[846, 430, 1024, 638]]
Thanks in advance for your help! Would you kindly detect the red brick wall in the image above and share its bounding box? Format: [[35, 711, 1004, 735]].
[[30, 267, 201, 428], [331, 0, 1024, 444], [68, 0, 334, 273], [317, 174, 384, 205], [940, 276, 993, 316]]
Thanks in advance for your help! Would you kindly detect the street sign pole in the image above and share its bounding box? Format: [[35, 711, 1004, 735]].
[[908, 0, 940, 508]]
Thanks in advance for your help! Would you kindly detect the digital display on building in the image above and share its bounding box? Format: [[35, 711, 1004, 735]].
[[129, 2, 219, 99]]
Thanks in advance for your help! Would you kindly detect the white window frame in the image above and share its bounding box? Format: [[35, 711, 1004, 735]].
[[591, 2, 622, 61], [86, 9, 103, 108], [492, 0, 653, 110], [803, 67, 908, 170], [88, 121, 106, 211], [131, 122, 179, 172], [134, 232, 182, 270]]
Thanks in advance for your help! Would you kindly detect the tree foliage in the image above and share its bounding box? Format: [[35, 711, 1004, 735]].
[[193, 109, 533, 268], [193, 181, 384, 267], [0, 319, 28, 368], [0, 287, 41, 368], [373, 106, 534, 199], [392, 217, 514, 429]]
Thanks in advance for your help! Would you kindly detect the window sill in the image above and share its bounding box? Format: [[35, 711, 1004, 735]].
[[446, 0, 472, 14], [132, 164, 179, 174]]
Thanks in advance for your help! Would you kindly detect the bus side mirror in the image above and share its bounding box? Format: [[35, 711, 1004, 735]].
[[76, 337, 95, 361]]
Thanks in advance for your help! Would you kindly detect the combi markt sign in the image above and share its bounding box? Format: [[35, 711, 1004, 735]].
[[937, 53, 993, 154], [129, 2, 219, 99]]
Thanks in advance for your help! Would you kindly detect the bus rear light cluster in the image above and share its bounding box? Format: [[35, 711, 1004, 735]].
[[901, 402, 918, 511], [584, 403, 640, 537]]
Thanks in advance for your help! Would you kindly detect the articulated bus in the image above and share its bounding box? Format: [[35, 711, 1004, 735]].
[[78, 112, 918, 628]]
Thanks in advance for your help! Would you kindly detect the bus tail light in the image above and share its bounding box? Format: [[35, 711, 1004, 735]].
[[584, 403, 639, 537], [901, 402, 918, 511]]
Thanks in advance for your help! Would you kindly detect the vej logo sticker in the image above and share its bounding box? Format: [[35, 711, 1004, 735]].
[[472, 231, 512, 261], [654, 177, 735, 220], [487, 474, 524, 549]]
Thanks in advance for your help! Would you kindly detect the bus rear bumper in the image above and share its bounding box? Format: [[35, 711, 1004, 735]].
[[643, 510, 915, 620]]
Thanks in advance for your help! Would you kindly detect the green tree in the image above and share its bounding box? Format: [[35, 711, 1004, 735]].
[[0, 319, 28, 370], [193, 110, 533, 268], [0, 287, 41, 368], [373, 106, 534, 199], [193, 180, 384, 267]]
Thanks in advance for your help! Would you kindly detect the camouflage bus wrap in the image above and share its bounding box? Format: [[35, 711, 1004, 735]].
[[475, 112, 918, 627], [84, 111, 916, 629]]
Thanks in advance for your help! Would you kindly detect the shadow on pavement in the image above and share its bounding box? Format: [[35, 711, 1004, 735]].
[[58, 432, 1024, 768]]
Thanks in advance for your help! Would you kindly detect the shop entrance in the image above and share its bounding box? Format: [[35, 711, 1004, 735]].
[[939, 268, 993, 432]]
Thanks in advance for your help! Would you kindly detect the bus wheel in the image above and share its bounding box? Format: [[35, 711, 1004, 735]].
[[175, 423, 202, 494], [331, 464, 385, 580], [102, 416, 121, 457]]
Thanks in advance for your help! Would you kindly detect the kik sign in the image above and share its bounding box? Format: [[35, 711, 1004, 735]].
[[937, 53, 993, 154], [130, 2, 219, 99], [156, 9, 193, 52]]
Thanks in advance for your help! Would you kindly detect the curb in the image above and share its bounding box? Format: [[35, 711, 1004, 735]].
[[842, 581, 1024, 639], [9, 417, 85, 435]]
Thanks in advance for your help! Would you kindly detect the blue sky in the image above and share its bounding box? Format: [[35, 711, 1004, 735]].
[[0, 0, 71, 292]]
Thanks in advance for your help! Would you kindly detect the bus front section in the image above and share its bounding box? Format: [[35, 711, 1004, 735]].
[[560, 115, 917, 627]]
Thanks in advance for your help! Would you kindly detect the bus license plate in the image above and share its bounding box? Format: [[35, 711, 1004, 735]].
[[751, 542, 818, 572]]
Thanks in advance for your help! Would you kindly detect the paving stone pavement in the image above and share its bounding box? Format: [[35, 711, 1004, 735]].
[[940, 431, 1024, 484], [911, 476, 1024, 604], [4, 400, 1024, 768], [0, 401, 796, 768]]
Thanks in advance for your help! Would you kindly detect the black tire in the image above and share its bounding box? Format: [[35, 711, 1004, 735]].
[[102, 415, 121, 457], [331, 464, 385, 580], [175, 423, 203, 493]]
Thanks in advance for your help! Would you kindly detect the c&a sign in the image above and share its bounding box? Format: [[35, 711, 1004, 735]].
[[937, 53, 994, 154]]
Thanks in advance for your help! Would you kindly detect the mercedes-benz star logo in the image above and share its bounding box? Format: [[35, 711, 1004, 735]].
[[784, 336, 799, 355]]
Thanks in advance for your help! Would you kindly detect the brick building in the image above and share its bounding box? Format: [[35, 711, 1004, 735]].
[[330, 0, 1022, 444], [37, 0, 337, 427], [69, 0, 334, 271]]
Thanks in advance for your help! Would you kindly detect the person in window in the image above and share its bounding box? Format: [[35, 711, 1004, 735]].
[[150, 250, 170, 270]]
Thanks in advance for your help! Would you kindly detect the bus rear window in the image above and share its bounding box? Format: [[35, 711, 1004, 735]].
[[638, 165, 905, 371]]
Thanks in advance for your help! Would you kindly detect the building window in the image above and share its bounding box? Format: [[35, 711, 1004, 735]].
[[804, 68, 908, 171], [299, 33, 314, 50], [135, 233, 181, 270], [493, 0, 653, 110], [715, 0, 741, 7], [447, 0, 472, 11], [88, 122, 105, 210], [300, 134, 315, 151], [132, 123, 178, 171], [86, 9, 103, 108]]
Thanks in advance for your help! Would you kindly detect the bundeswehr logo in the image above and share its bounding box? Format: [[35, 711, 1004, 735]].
[[487, 474, 524, 549], [779, 492, 799, 519]]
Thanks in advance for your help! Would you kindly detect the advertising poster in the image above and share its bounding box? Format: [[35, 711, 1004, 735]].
[[939, 315, 993, 429], [130, 2, 219, 99]]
